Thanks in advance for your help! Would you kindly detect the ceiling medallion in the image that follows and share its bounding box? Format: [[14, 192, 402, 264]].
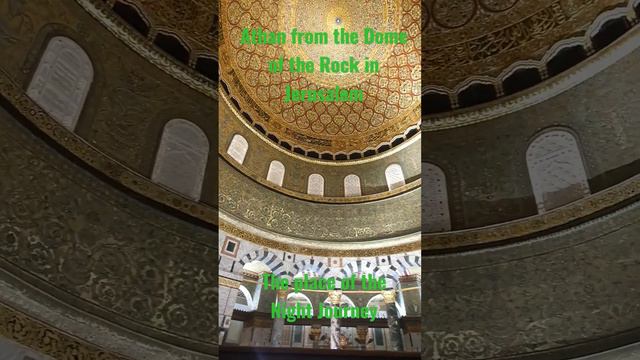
[[220, 0, 421, 158]]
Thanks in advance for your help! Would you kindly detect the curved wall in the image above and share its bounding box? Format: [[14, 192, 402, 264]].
[[0, 104, 217, 357], [220, 159, 421, 246], [220, 96, 422, 199], [423, 0, 638, 112], [423, 45, 640, 230], [424, 199, 640, 360], [0, 0, 218, 210]]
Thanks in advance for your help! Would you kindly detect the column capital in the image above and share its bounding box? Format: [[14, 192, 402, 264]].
[[338, 334, 349, 349], [382, 289, 396, 304], [328, 290, 342, 305], [355, 325, 369, 345], [309, 324, 322, 339]]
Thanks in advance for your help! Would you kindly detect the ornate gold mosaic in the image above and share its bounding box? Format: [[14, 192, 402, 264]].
[[220, 0, 421, 154], [423, 0, 627, 91], [0, 303, 129, 360], [121, 0, 218, 54]]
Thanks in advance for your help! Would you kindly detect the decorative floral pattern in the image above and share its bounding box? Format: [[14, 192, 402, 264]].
[[424, 202, 640, 358], [423, 0, 628, 94], [0, 303, 128, 359], [0, 109, 218, 348]]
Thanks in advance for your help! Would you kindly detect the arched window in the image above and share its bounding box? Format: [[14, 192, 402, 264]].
[[27, 37, 93, 131], [266, 160, 285, 186], [422, 163, 451, 232], [113, 1, 150, 36], [307, 174, 324, 196], [343, 174, 362, 197], [385, 164, 405, 191], [526, 129, 590, 213], [153, 32, 190, 64], [227, 134, 248, 164], [152, 119, 209, 200]]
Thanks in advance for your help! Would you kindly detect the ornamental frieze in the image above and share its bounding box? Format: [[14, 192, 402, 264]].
[[423, 0, 627, 90]]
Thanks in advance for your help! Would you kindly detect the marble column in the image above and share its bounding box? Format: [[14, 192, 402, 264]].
[[270, 289, 288, 346], [328, 290, 342, 349], [239, 270, 261, 345], [398, 274, 421, 351], [383, 289, 404, 351], [399, 274, 421, 317]]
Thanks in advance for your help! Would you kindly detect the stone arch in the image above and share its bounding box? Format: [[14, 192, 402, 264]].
[[322, 294, 356, 307], [338, 259, 378, 280], [392, 255, 422, 277], [366, 294, 399, 318], [236, 285, 255, 310], [238, 249, 290, 278], [366, 294, 386, 309], [373, 266, 401, 289], [292, 259, 330, 278]]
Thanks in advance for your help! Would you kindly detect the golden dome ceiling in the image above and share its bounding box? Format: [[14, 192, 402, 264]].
[[220, 0, 421, 157], [101, 0, 632, 120]]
